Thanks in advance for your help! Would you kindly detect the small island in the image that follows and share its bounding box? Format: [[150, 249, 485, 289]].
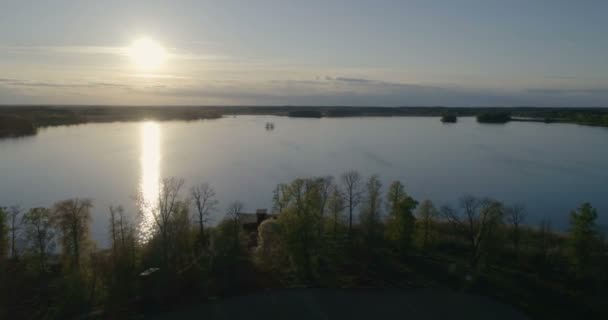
[[440, 114, 458, 123]]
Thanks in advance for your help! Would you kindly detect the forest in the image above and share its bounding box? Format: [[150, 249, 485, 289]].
[[1, 172, 607, 319]]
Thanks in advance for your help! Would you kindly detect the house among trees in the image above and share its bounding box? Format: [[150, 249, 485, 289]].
[[238, 209, 277, 233]]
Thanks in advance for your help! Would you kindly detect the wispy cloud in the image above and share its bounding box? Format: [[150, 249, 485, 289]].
[[527, 88, 608, 95], [1, 45, 127, 57], [0, 45, 228, 62], [2, 74, 608, 106], [0, 78, 128, 89]]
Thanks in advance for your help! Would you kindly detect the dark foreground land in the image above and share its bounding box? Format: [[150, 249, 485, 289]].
[[1, 105, 608, 137], [150, 288, 527, 320]]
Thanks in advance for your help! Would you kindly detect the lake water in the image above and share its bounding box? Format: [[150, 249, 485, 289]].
[[1, 116, 607, 244]]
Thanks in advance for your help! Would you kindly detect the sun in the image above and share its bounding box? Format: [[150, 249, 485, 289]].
[[127, 37, 167, 70]]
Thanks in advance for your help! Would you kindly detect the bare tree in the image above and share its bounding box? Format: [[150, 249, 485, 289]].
[[315, 176, 334, 236], [505, 204, 526, 253], [190, 183, 218, 248], [327, 186, 345, 239], [108, 205, 137, 270], [109, 206, 119, 261], [340, 170, 362, 237], [53, 198, 93, 269], [140, 177, 185, 268], [22, 207, 55, 272], [0, 207, 7, 260], [8, 206, 22, 259], [442, 195, 504, 269]]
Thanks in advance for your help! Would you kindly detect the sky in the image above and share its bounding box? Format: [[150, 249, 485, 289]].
[[1, 0, 608, 106]]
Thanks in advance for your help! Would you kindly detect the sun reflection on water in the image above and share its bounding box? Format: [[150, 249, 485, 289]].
[[138, 121, 160, 242]]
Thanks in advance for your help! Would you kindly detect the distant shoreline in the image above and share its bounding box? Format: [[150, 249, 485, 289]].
[[1, 105, 608, 138]]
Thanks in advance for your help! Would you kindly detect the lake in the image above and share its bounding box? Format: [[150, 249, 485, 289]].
[[1, 115, 607, 244]]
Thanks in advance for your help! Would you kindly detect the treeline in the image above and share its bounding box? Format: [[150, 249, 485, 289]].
[[3, 106, 608, 138], [0, 115, 37, 137], [1, 173, 607, 319], [476, 112, 512, 123], [0, 106, 222, 138]]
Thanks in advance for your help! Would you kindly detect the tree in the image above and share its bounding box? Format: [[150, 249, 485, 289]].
[[386, 181, 405, 214], [416, 200, 438, 249], [169, 201, 194, 269], [190, 183, 218, 249], [340, 170, 362, 237], [442, 196, 504, 269], [108, 205, 137, 272], [360, 175, 383, 244], [536, 218, 554, 269], [277, 178, 324, 280], [327, 186, 345, 239], [255, 219, 283, 271], [505, 204, 526, 254], [138, 177, 185, 269], [272, 183, 289, 214], [385, 181, 418, 252], [226, 201, 244, 249], [8, 206, 22, 259], [568, 203, 600, 278], [22, 207, 55, 272], [53, 198, 93, 269], [314, 176, 334, 236], [0, 207, 8, 261]]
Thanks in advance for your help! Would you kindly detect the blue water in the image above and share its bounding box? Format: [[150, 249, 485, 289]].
[[1, 116, 607, 243]]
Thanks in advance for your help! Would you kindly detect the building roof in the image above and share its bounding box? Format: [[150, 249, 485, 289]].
[[238, 213, 258, 225]]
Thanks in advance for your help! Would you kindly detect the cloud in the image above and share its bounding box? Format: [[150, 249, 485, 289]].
[[0, 45, 228, 62], [1, 45, 127, 57], [325, 76, 377, 84], [526, 88, 608, 95], [0, 78, 128, 89], [2, 75, 608, 106]]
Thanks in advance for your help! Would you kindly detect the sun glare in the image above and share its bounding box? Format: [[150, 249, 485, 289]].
[[127, 37, 167, 69], [139, 121, 160, 242]]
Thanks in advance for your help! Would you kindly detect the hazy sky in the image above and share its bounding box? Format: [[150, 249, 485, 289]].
[[1, 0, 607, 106]]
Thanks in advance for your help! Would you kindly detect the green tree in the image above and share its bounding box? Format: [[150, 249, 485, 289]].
[[272, 183, 289, 214], [505, 204, 526, 254], [416, 199, 438, 249], [385, 181, 418, 252], [22, 207, 55, 273], [210, 208, 250, 293], [327, 186, 345, 239], [314, 176, 334, 237], [277, 178, 323, 281], [53, 198, 93, 269], [360, 175, 383, 245], [255, 219, 284, 271], [0, 207, 8, 261], [8, 206, 22, 259], [568, 203, 600, 278]]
